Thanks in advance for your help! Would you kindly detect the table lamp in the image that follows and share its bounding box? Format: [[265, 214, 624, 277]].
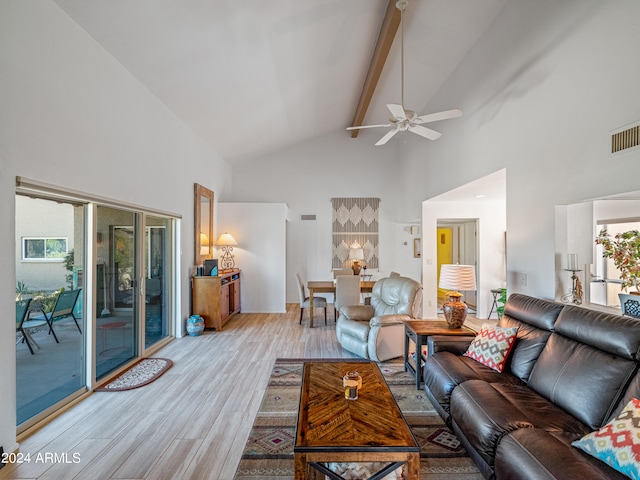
[[216, 232, 238, 271], [349, 248, 365, 275], [439, 264, 477, 328]]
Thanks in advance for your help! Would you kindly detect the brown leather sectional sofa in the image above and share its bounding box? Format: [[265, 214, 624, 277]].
[[423, 293, 640, 479]]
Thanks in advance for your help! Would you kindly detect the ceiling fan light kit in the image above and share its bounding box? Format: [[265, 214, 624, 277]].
[[347, 0, 463, 146]]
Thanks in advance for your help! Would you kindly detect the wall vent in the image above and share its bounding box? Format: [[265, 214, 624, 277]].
[[300, 214, 316, 221], [611, 124, 640, 154]]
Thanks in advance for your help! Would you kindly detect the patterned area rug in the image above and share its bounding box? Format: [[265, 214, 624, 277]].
[[233, 358, 482, 480], [95, 358, 173, 392]]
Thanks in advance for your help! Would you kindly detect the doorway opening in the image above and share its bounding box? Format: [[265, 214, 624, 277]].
[[436, 220, 478, 312]]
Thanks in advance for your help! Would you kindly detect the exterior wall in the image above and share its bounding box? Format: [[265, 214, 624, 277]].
[[15, 196, 75, 293]]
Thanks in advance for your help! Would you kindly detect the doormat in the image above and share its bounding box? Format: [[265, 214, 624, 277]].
[[95, 358, 173, 392]]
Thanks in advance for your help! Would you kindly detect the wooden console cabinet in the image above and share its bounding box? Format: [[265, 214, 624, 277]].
[[192, 270, 241, 330]]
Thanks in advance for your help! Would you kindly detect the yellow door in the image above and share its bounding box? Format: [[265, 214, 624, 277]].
[[437, 228, 453, 299]]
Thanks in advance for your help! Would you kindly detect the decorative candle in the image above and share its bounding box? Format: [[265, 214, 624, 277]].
[[343, 372, 362, 400], [567, 253, 578, 271]]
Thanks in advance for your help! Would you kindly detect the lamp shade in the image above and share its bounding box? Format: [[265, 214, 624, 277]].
[[216, 232, 237, 246], [439, 264, 477, 291], [200, 233, 209, 246], [349, 248, 365, 260]]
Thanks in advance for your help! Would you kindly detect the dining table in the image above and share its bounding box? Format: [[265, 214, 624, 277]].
[[307, 280, 375, 327]]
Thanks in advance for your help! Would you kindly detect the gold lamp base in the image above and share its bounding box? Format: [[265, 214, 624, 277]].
[[442, 291, 467, 329]]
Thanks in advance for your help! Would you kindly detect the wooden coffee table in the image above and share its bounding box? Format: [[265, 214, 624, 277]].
[[294, 360, 420, 480], [404, 320, 476, 389]]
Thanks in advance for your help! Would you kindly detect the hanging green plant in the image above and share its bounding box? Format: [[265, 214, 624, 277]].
[[595, 229, 640, 293]]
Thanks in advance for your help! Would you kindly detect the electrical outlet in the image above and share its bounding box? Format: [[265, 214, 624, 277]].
[[519, 274, 527, 286]]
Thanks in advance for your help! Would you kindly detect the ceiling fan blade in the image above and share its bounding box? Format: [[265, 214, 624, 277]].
[[346, 123, 393, 131], [414, 108, 463, 124], [375, 128, 400, 146], [386, 104, 407, 121], [408, 124, 442, 141]]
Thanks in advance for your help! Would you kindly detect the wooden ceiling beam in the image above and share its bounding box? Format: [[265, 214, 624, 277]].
[[349, 0, 401, 138]]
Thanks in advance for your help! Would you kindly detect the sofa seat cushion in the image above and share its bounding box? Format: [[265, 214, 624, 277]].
[[423, 352, 524, 424], [495, 428, 629, 480], [450, 379, 592, 466]]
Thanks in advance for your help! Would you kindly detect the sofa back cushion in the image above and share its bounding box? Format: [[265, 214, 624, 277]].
[[498, 294, 564, 382], [555, 305, 640, 360], [528, 307, 640, 430]]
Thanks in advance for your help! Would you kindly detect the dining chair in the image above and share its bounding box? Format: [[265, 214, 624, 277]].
[[334, 275, 362, 321], [296, 273, 327, 325], [332, 269, 354, 278]]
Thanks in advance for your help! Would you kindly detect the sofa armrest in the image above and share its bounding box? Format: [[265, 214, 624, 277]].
[[370, 314, 410, 327], [427, 335, 474, 356], [340, 305, 375, 321]]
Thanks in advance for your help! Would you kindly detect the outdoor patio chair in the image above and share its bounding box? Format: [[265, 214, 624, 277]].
[[30, 289, 82, 336], [16, 298, 50, 354]]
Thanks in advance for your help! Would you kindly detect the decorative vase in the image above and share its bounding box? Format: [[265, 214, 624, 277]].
[[186, 315, 204, 336], [442, 292, 467, 328]]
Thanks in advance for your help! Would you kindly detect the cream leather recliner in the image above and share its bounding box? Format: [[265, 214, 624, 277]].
[[336, 276, 422, 362]]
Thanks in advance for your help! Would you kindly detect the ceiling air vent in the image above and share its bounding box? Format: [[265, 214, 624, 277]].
[[611, 123, 640, 154], [300, 214, 316, 221]]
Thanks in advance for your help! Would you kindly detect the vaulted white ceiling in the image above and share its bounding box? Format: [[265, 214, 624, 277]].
[[52, 0, 507, 162]]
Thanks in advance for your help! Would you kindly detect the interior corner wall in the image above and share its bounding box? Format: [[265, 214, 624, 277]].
[[217, 203, 288, 313], [0, 1, 231, 450]]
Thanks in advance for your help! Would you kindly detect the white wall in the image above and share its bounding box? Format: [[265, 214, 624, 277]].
[[402, 0, 640, 300], [0, 1, 231, 452], [217, 203, 288, 313], [230, 0, 640, 310], [229, 131, 423, 303]]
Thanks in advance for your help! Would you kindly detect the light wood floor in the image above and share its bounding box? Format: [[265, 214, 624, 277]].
[[1, 304, 359, 480], [2, 305, 483, 480]]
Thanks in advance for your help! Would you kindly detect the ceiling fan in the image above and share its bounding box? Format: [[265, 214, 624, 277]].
[[347, 0, 463, 146]]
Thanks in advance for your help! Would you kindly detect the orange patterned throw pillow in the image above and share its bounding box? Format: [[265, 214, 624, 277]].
[[464, 324, 518, 373]]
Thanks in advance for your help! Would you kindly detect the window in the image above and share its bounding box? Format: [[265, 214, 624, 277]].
[[22, 237, 68, 261], [593, 221, 640, 308]]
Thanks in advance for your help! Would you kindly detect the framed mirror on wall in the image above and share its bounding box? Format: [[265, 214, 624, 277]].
[[194, 183, 214, 266]]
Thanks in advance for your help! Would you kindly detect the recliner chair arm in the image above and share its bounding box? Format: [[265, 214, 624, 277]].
[[340, 305, 375, 321], [370, 314, 411, 327]]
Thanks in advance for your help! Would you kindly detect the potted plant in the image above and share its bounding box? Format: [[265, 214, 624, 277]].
[[595, 229, 640, 293]]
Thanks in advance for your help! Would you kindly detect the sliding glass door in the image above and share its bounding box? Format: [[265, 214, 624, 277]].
[[95, 209, 174, 378], [15, 180, 177, 430], [96, 207, 138, 379], [15, 195, 86, 426], [144, 217, 171, 348]]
